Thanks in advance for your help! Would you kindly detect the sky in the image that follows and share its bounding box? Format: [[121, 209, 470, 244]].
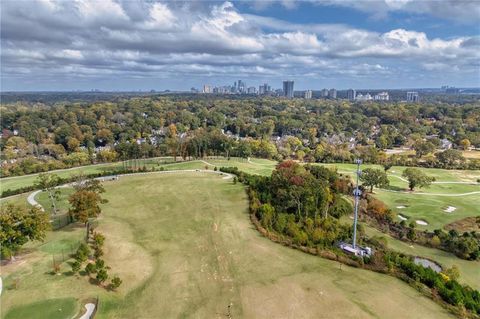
[[1, 0, 480, 91]]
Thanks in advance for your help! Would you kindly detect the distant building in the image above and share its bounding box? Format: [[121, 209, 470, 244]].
[[283, 80, 294, 98], [304, 90, 312, 99], [406, 91, 419, 102], [321, 89, 329, 97], [258, 83, 271, 95], [347, 89, 356, 101], [237, 80, 246, 93], [445, 86, 460, 94], [202, 85, 212, 94], [374, 92, 389, 101], [247, 86, 257, 94], [328, 88, 337, 99], [355, 93, 373, 101]]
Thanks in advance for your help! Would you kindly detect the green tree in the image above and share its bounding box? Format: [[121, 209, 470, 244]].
[[96, 268, 109, 285], [85, 263, 97, 275], [75, 243, 90, 262], [110, 275, 123, 290], [413, 140, 436, 158], [0, 204, 50, 260], [71, 260, 81, 273], [436, 149, 465, 168], [402, 168, 435, 191], [360, 168, 390, 192]]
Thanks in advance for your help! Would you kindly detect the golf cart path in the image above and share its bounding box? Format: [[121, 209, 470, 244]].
[[381, 189, 480, 197], [387, 174, 480, 185], [78, 303, 95, 319], [27, 169, 233, 211]]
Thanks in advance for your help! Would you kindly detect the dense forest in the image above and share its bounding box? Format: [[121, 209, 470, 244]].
[[1, 94, 479, 176]]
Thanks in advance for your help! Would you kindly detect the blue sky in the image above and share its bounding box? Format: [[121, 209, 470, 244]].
[[1, 0, 479, 91]]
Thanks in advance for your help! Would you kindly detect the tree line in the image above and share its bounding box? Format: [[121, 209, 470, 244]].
[[1, 95, 479, 177]]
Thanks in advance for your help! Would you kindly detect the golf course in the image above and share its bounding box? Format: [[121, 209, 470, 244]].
[[1, 158, 479, 318]]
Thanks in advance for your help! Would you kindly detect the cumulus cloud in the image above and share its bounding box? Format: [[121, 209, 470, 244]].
[[0, 0, 478, 90]]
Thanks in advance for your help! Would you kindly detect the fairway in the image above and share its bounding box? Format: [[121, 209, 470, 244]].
[[1, 173, 454, 318]]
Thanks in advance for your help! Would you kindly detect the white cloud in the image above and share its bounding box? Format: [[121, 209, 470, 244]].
[[1, 0, 478, 89]]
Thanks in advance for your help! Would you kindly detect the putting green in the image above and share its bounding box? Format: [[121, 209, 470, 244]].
[[3, 297, 77, 319]]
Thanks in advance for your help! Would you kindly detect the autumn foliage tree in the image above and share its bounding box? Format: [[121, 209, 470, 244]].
[[68, 178, 107, 225]]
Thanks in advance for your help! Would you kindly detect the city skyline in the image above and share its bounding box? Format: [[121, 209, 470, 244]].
[[1, 0, 479, 91]]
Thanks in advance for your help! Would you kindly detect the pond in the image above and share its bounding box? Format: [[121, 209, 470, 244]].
[[414, 257, 442, 273]]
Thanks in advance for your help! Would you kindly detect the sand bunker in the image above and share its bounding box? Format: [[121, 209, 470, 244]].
[[396, 205, 406, 209], [444, 206, 456, 213], [397, 214, 407, 221], [416, 220, 428, 226]]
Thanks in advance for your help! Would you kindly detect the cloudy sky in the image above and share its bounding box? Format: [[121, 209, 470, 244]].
[[1, 0, 479, 91]]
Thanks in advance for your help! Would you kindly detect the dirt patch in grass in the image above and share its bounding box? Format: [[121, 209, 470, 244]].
[[444, 216, 480, 233]]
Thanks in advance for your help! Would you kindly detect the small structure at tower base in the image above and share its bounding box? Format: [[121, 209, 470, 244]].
[[339, 242, 372, 258]]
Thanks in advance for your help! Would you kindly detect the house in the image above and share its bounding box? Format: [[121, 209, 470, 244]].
[[440, 138, 453, 150]]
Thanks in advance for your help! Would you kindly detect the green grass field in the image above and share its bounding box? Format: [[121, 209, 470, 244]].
[[319, 163, 480, 230], [2, 158, 478, 231], [4, 298, 77, 319], [0, 157, 178, 193], [1, 173, 454, 318]]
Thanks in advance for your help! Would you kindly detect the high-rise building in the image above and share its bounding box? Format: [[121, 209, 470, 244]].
[[347, 89, 356, 101], [247, 87, 257, 94], [258, 83, 271, 95], [283, 80, 294, 98], [203, 85, 212, 94], [237, 80, 246, 93], [321, 89, 329, 97], [406, 91, 419, 102], [304, 90, 312, 99], [328, 88, 337, 99]]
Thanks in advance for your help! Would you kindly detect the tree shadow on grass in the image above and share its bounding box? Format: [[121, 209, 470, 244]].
[[386, 185, 406, 191]]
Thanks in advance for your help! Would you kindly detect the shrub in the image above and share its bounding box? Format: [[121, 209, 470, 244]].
[[71, 260, 81, 273], [85, 263, 96, 275], [75, 243, 90, 262], [95, 259, 105, 270], [94, 247, 104, 259], [96, 269, 108, 284], [110, 275, 122, 290], [93, 232, 105, 247]]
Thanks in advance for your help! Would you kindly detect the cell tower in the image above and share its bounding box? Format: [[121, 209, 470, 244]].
[[352, 159, 362, 249], [339, 158, 372, 257]]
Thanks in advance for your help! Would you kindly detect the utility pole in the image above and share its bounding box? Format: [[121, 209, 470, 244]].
[[352, 159, 362, 249]]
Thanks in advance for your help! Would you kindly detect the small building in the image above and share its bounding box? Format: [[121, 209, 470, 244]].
[[339, 242, 372, 258]]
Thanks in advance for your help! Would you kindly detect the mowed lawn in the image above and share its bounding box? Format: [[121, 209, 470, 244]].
[[1, 173, 454, 318]]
